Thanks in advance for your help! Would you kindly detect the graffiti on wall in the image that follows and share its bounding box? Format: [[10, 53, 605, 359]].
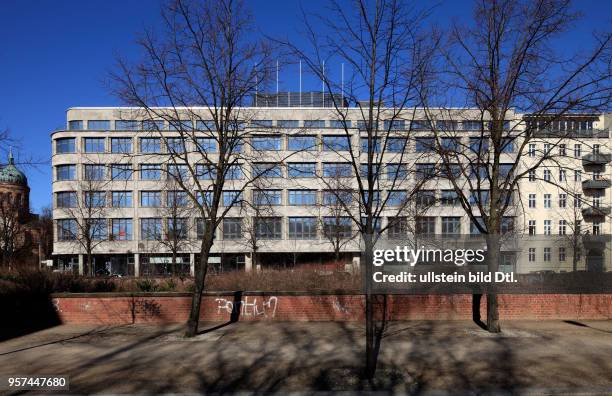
[[215, 296, 278, 318]]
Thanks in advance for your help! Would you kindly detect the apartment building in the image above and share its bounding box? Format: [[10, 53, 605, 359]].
[[51, 99, 611, 276]]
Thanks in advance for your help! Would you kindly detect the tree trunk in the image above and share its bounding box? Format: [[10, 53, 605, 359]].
[[486, 234, 501, 333], [363, 234, 376, 378], [185, 237, 212, 337]]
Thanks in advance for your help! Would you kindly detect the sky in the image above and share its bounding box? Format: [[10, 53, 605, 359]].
[[0, 0, 609, 213]]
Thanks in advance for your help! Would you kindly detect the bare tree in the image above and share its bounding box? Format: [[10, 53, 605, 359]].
[[281, 0, 436, 378], [111, 0, 291, 336], [423, 0, 611, 332], [0, 192, 30, 269]]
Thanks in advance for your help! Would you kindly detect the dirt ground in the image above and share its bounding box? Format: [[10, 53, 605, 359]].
[[0, 320, 611, 394]]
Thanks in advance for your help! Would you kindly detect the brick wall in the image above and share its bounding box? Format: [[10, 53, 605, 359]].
[[50, 293, 612, 325]]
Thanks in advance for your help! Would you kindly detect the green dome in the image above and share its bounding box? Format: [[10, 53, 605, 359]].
[[0, 150, 27, 185]]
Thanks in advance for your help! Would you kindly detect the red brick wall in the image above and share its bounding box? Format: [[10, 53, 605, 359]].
[[50, 294, 612, 325]]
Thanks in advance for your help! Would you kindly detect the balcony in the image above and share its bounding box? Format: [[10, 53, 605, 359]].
[[533, 128, 609, 139], [582, 153, 611, 166], [582, 206, 611, 217], [582, 179, 611, 190]]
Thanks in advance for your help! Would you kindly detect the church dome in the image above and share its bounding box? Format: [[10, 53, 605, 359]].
[[0, 149, 27, 185]]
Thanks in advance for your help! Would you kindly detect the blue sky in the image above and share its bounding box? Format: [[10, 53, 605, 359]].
[[0, 0, 609, 212]]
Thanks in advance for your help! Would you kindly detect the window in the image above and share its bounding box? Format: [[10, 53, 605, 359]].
[[111, 191, 132, 207], [543, 143, 551, 154], [559, 194, 567, 208], [593, 222, 601, 235], [223, 218, 242, 239], [559, 144, 566, 156], [441, 137, 460, 151], [255, 217, 282, 239], [323, 163, 352, 177], [288, 163, 316, 178], [569, 171, 581, 185], [288, 190, 316, 206], [463, 120, 483, 130], [84, 164, 105, 180], [365, 191, 381, 206], [83, 138, 105, 153], [251, 119, 273, 128], [593, 144, 600, 154], [361, 217, 381, 233], [416, 163, 436, 180], [288, 136, 317, 151], [288, 217, 317, 239], [559, 169, 566, 182], [330, 120, 351, 128], [196, 138, 217, 152], [168, 120, 193, 131], [111, 138, 132, 153], [441, 217, 461, 235], [167, 191, 189, 207], [528, 169, 536, 182], [322, 135, 350, 151], [501, 217, 514, 234], [88, 218, 107, 241], [252, 136, 282, 151], [415, 217, 436, 235], [253, 190, 282, 206], [196, 191, 213, 206], [56, 165, 76, 181], [141, 218, 162, 240], [140, 164, 161, 180], [143, 120, 165, 130], [384, 120, 406, 130], [323, 217, 352, 238], [559, 247, 566, 262], [361, 138, 381, 153], [387, 190, 407, 206], [411, 120, 430, 130], [469, 190, 490, 206], [222, 191, 241, 206], [111, 219, 132, 240], [415, 137, 434, 152], [386, 163, 408, 180], [195, 120, 215, 130], [574, 194, 582, 208], [56, 192, 77, 208], [388, 217, 408, 239], [168, 164, 189, 181], [528, 144, 536, 157], [386, 138, 407, 152], [196, 164, 216, 180], [226, 165, 243, 180], [544, 219, 551, 235], [115, 120, 138, 130], [416, 190, 435, 207], [195, 218, 210, 239], [528, 194, 536, 208], [56, 138, 76, 154], [140, 138, 162, 153], [499, 164, 513, 178], [441, 190, 459, 206], [544, 194, 551, 208], [304, 120, 325, 128], [252, 163, 282, 178], [167, 218, 188, 240], [469, 137, 489, 153], [528, 248, 536, 262], [528, 220, 536, 235], [57, 219, 77, 240], [278, 120, 299, 128], [322, 190, 352, 205], [442, 164, 462, 179], [543, 169, 551, 182], [84, 191, 105, 207], [140, 191, 161, 207], [559, 220, 567, 235], [543, 247, 551, 262], [574, 144, 581, 158], [110, 164, 132, 180], [68, 120, 83, 130], [166, 138, 186, 153], [470, 218, 484, 235], [87, 120, 110, 130], [470, 164, 487, 179]]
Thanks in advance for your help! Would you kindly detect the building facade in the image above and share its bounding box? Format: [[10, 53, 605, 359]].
[[51, 104, 611, 276]]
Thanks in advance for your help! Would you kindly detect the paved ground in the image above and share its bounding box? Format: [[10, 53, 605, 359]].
[[0, 320, 611, 394]]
